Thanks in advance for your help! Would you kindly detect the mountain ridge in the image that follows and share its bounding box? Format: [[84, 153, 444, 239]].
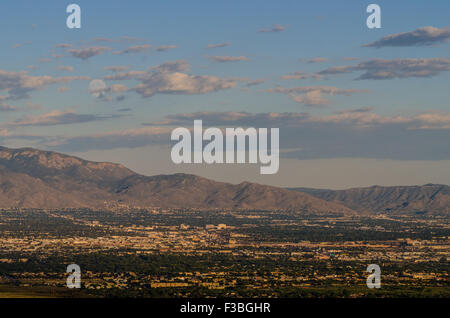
[[290, 184, 450, 215], [0, 146, 354, 214], [1, 146, 448, 215]]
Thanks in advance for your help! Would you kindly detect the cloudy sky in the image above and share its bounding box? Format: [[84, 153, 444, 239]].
[[1, 0, 450, 189]]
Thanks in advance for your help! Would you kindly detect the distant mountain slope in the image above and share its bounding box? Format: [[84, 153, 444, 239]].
[[0, 146, 354, 213], [0, 146, 134, 184], [113, 174, 355, 213], [291, 184, 450, 215]]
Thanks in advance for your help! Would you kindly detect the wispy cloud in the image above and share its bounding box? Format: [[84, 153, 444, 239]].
[[92, 37, 116, 43], [363, 26, 450, 48], [0, 69, 89, 100], [55, 43, 72, 49], [319, 58, 450, 80], [88, 82, 129, 102], [12, 42, 31, 49], [0, 128, 43, 143], [19, 109, 449, 159], [206, 42, 232, 49], [149, 109, 450, 129], [68, 46, 111, 60], [104, 66, 129, 72], [0, 103, 17, 112], [92, 36, 143, 43], [6, 110, 121, 127], [104, 70, 147, 81], [336, 106, 375, 114], [57, 86, 70, 93], [156, 45, 177, 52], [264, 86, 368, 106], [207, 56, 249, 62], [280, 72, 322, 80], [306, 57, 328, 64], [343, 57, 359, 61], [114, 44, 151, 55], [259, 24, 286, 33], [141, 110, 450, 160], [146, 111, 309, 127], [39, 58, 52, 63], [56, 65, 74, 72], [46, 126, 171, 152], [244, 79, 266, 87], [288, 90, 329, 106]]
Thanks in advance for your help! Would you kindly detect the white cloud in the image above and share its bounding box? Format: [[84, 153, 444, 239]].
[[104, 60, 236, 98]]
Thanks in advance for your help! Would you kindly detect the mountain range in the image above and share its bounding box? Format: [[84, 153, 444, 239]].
[[291, 184, 449, 216], [0, 146, 448, 215], [0, 146, 352, 214]]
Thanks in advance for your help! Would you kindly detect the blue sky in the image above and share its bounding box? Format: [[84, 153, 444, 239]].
[[1, 0, 450, 188]]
